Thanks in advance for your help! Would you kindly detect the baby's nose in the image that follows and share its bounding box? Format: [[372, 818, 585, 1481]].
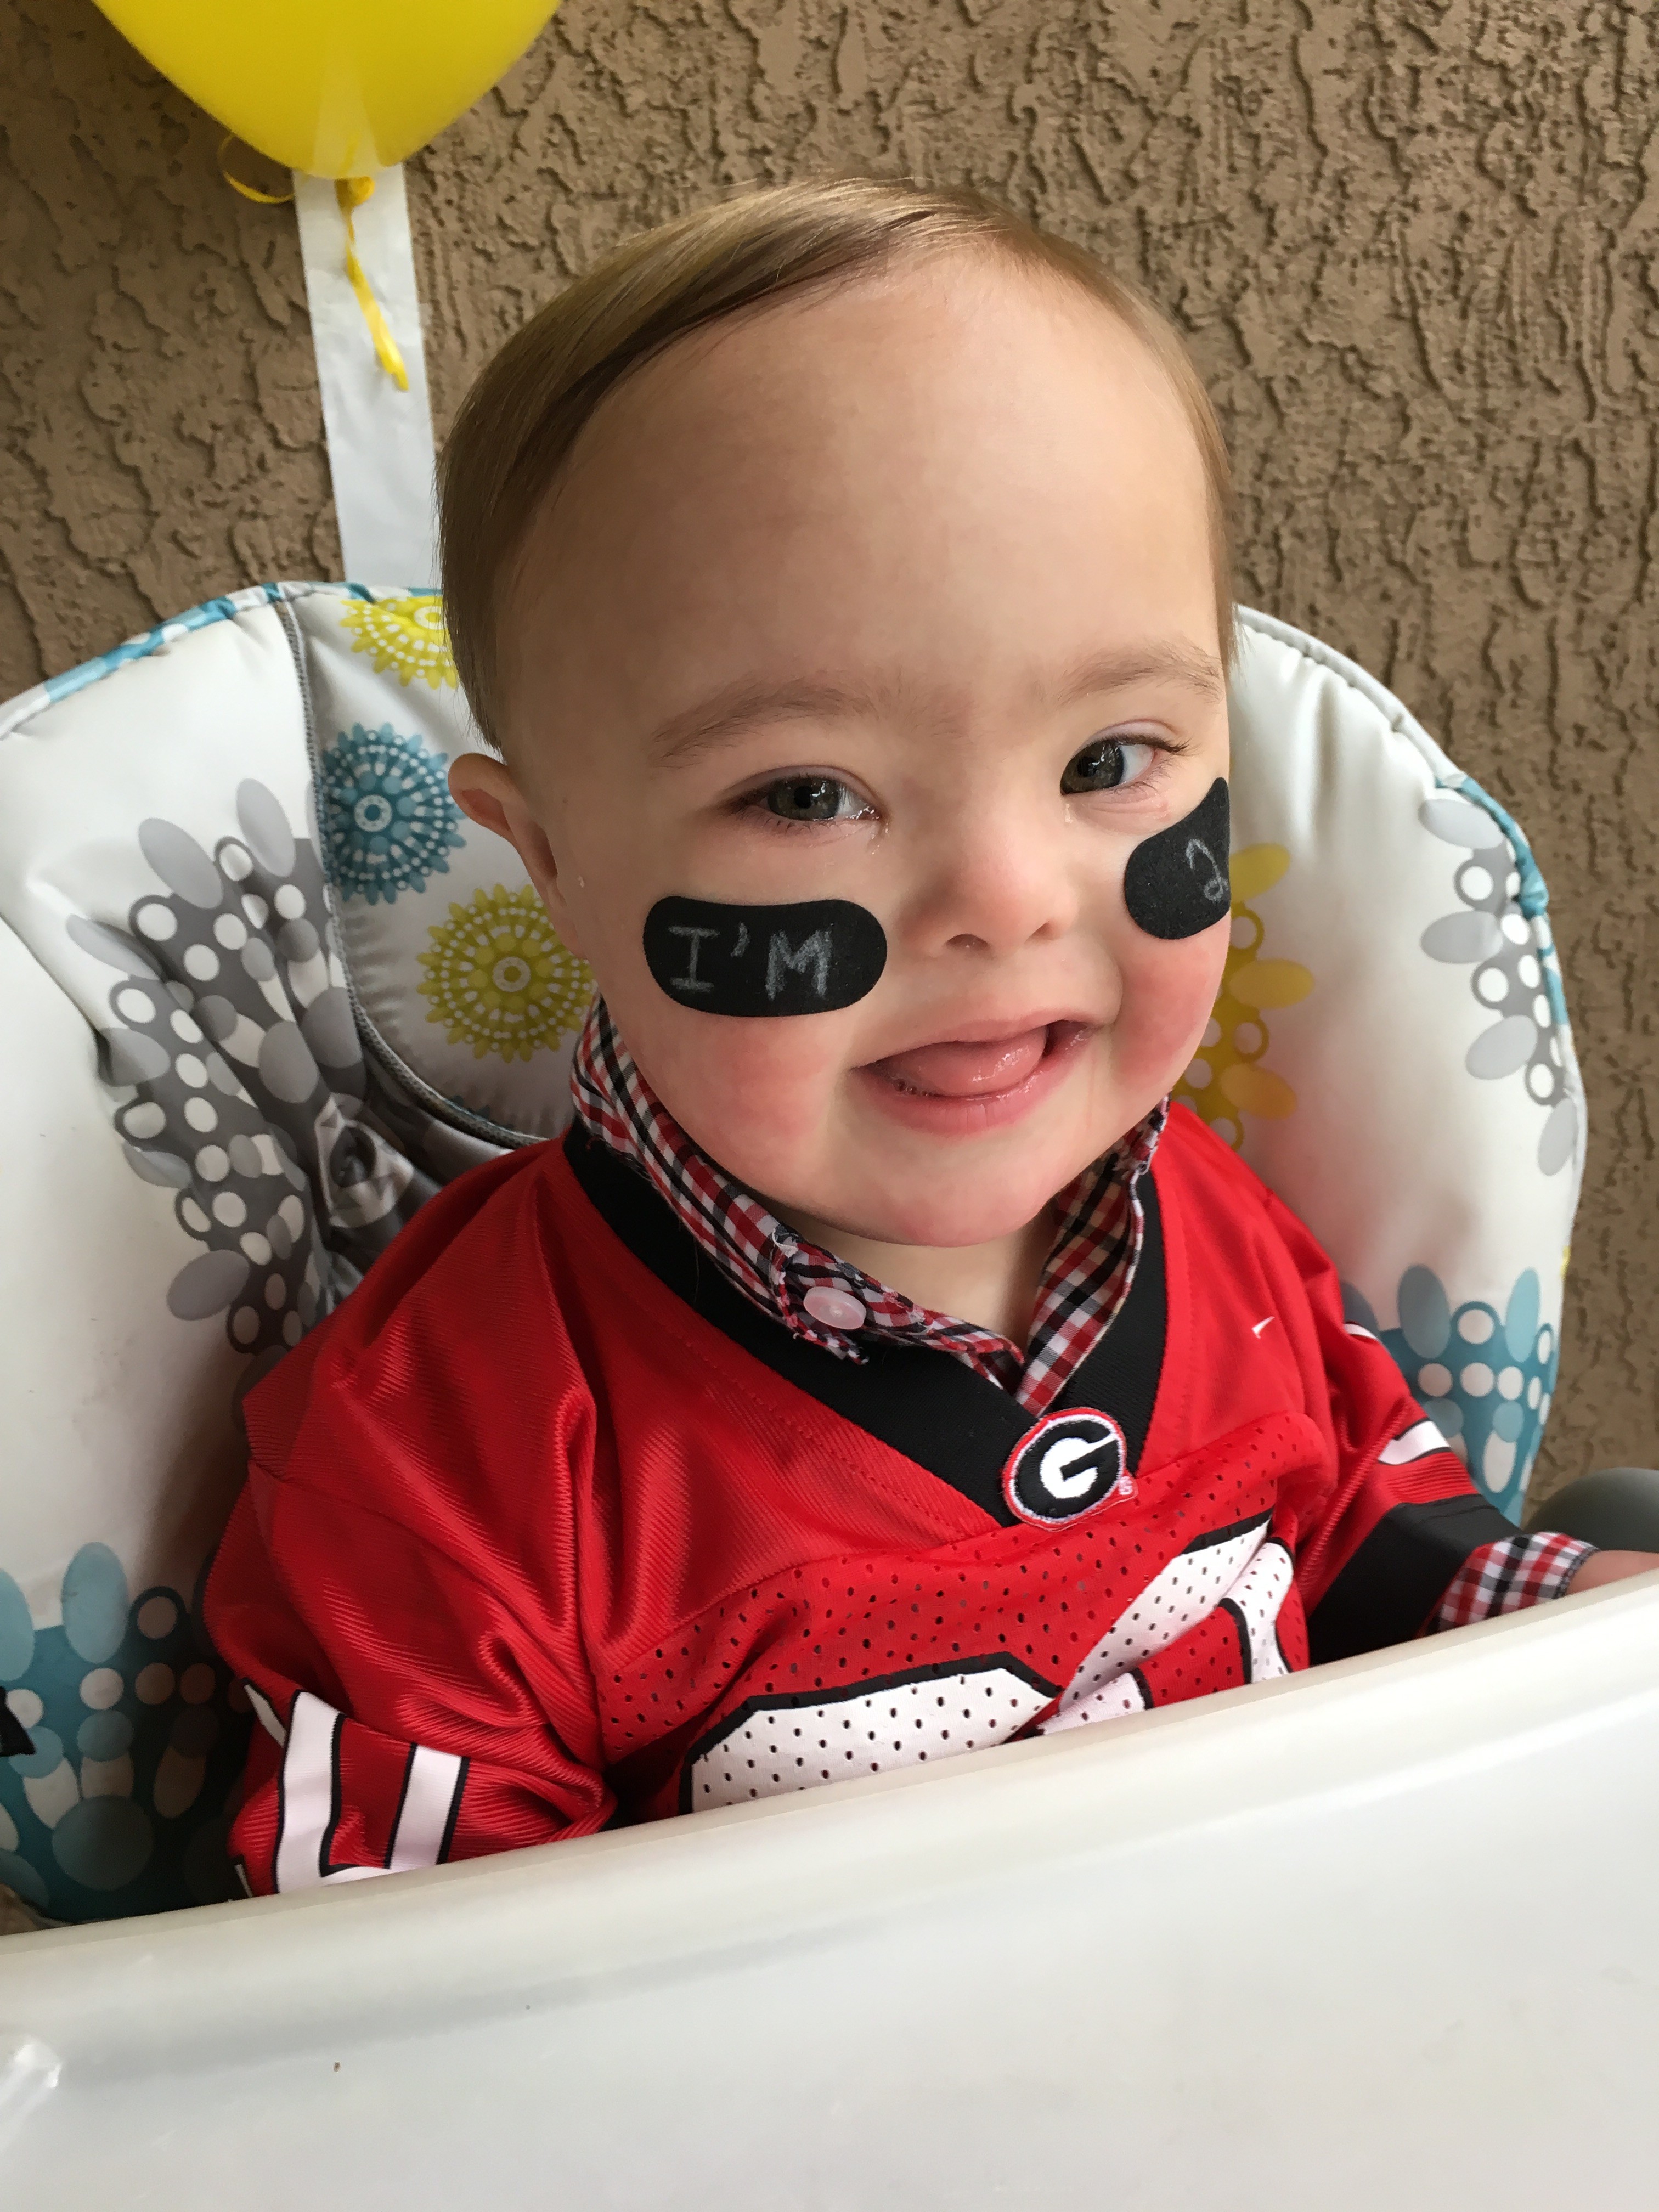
[[910, 805, 1082, 956]]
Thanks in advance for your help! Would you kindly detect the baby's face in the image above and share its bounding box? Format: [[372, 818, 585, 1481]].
[[470, 255, 1231, 1249]]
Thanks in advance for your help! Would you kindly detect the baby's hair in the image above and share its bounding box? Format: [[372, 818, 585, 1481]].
[[439, 176, 1235, 751]]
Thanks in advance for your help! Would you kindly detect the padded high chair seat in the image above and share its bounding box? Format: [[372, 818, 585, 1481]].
[[0, 588, 1585, 1925]]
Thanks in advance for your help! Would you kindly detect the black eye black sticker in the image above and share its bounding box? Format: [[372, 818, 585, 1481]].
[[644, 896, 888, 1017], [1122, 777, 1232, 940]]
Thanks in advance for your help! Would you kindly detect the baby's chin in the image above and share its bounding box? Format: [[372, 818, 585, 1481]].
[[704, 1092, 1137, 1248], [797, 1180, 1075, 1252], [737, 1125, 1116, 1251], [665, 1029, 1165, 1248]]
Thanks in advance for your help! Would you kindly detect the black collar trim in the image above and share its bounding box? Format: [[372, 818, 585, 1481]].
[[564, 1124, 1167, 1530]]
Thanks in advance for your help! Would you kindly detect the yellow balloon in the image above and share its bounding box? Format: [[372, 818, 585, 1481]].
[[91, 0, 560, 177]]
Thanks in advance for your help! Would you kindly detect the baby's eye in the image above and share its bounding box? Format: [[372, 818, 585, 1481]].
[[1060, 736, 1157, 794], [758, 774, 870, 824]]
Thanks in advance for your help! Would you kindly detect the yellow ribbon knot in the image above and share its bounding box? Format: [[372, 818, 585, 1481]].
[[335, 176, 410, 391], [218, 139, 411, 390]]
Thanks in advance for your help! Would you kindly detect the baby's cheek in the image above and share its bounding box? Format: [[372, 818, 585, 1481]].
[[1111, 923, 1228, 1093], [624, 999, 854, 1179]]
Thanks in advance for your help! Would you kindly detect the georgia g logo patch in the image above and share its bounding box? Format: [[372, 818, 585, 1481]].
[[1002, 1410, 1133, 1526]]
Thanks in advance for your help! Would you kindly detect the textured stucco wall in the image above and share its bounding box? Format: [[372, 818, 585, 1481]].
[[2, 0, 1655, 1499]]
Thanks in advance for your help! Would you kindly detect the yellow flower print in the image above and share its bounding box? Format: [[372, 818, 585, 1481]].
[[419, 885, 594, 1063], [340, 595, 458, 690], [1175, 843, 1314, 1149]]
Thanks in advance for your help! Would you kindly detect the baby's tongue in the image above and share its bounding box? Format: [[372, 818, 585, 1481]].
[[872, 1025, 1049, 1098]]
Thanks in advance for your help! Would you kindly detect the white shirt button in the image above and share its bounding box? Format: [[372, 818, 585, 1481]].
[[802, 1284, 868, 1332]]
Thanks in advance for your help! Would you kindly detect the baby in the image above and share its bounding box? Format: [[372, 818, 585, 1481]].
[[206, 178, 1654, 1893]]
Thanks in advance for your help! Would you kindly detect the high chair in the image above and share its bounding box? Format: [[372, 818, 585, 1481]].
[[0, 588, 1654, 2206]]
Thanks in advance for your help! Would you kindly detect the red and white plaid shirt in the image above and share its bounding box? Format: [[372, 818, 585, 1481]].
[[572, 997, 1156, 1414], [571, 998, 1593, 1637]]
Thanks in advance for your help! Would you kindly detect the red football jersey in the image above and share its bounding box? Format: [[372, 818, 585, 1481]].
[[206, 1107, 1511, 1895]]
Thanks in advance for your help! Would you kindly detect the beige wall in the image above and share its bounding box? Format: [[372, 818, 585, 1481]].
[[2, 0, 1654, 1498]]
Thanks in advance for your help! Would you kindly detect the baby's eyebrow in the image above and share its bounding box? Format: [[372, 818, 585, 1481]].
[[1051, 638, 1227, 708], [647, 678, 881, 765], [646, 639, 1224, 766]]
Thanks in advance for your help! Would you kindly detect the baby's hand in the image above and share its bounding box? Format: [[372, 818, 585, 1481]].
[[0, 1883, 51, 1937], [1567, 1550, 1659, 1593]]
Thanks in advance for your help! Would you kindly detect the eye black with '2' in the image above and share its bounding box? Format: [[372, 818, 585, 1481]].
[[1121, 777, 1232, 940]]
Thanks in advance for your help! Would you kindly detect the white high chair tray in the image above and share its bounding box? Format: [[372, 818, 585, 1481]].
[[5, 1576, 1656, 2209]]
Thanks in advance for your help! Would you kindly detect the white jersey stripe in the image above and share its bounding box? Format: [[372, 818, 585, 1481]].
[[1378, 1419, 1449, 1466], [270, 1691, 467, 1891], [1225, 1539, 1295, 1681], [272, 1690, 339, 1895], [244, 1680, 286, 1746], [387, 1743, 466, 1872]]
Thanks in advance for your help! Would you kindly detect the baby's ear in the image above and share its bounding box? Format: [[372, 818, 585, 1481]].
[[447, 753, 573, 943], [447, 751, 518, 839]]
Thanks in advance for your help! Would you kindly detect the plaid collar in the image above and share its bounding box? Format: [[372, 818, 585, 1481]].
[[571, 998, 1163, 1417]]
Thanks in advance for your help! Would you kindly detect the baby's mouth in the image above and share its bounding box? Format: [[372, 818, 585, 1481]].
[[864, 1019, 1091, 1099]]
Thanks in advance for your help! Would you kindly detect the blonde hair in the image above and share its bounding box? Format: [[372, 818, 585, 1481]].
[[439, 176, 1234, 749]]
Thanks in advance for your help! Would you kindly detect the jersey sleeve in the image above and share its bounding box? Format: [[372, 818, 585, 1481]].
[[1260, 1190, 1543, 1662], [208, 1468, 613, 1897]]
